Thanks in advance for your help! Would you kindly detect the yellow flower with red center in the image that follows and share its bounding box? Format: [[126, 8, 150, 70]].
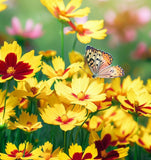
[[134, 129, 151, 153], [89, 125, 129, 160], [58, 143, 97, 160], [114, 118, 138, 146], [0, 41, 42, 82], [40, 0, 90, 22], [11, 77, 53, 99], [65, 19, 107, 43], [118, 88, 151, 116], [83, 116, 104, 132], [0, 0, 7, 12], [0, 89, 19, 125], [8, 111, 42, 132], [42, 56, 83, 80], [0, 142, 42, 159], [38, 141, 61, 160], [41, 103, 86, 131], [55, 73, 106, 112], [107, 76, 144, 100]]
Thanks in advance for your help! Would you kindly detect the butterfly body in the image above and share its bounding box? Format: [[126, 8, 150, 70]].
[[85, 46, 124, 78]]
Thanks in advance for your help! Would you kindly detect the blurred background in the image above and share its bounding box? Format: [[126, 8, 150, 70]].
[[0, 0, 151, 82]]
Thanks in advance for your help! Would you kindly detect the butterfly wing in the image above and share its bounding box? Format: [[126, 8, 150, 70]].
[[85, 46, 113, 76], [98, 65, 125, 78]]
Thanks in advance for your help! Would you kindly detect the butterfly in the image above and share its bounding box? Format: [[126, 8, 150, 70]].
[[85, 46, 125, 78]]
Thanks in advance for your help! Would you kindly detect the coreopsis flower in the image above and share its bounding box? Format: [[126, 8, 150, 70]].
[[38, 141, 61, 160], [40, 0, 90, 22], [42, 56, 83, 80], [114, 118, 138, 146], [83, 116, 104, 132], [8, 111, 42, 132], [0, 41, 42, 82], [0, 0, 7, 12], [0, 142, 42, 159], [134, 131, 151, 153], [6, 17, 43, 39], [118, 88, 151, 116], [69, 50, 84, 64], [64, 17, 107, 43], [0, 90, 19, 125], [55, 73, 106, 112], [41, 103, 86, 131], [104, 7, 151, 45], [11, 77, 53, 99], [107, 76, 144, 100], [58, 143, 98, 160], [39, 50, 57, 58], [89, 125, 129, 160]]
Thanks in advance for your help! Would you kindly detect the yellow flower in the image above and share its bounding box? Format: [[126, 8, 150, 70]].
[[58, 143, 97, 160], [107, 76, 146, 102], [0, 142, 42, 159], [114, 118, 138, 145], [0, 90, 19, 125], [83, 115, 104, 132], [55, 73, 106, 112], [118, 88, 151, 116], [66, 19, 107, 43], [40, 0, 90, 22], [39, 50, 57, 58], [11, 77, 53, 99], [41, 103, 86, 131], [42, 56, 83, 80], [0, 41, 42, 82], [38, 141, 61, 160], [0, 0, 7, 12], [89, 125, 129, 159], [8, 111, 42, 132], [69, 50, 84, 64], [134, 130, 151, 153]]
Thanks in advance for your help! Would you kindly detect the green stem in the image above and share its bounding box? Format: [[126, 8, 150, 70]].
[[134, 115, 139, 160], [64, 131, 67, 153], [2, 81, 10, 119], [74, 106, 112, 143], [72, 35, 77, 51], [75, 113, 90, 143], [61, 23, 64, 60]]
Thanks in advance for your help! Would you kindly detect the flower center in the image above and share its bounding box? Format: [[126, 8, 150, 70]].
[[7, 66, 15, 74], [27, 121, 32, 127], [101, 150, 108, 158], [61, 114, 68, 122], [77, 91, 85, 100], [60, 10, 66, 16], [31, 87, 38, 95], [56, 69, 64, 76], [76, 24, 84, 34], [16, 151, 23, 159]]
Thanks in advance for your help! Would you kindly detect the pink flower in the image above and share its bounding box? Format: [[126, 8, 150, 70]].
[[104, 7, 151, 45], [6, 17, 43, 39], [137, 7, 151, 25], [131, 42, 151, 60]]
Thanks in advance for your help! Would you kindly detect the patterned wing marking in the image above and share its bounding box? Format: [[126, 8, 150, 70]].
[[98, 65, 125, 78], [85, 46, 103, 74]]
